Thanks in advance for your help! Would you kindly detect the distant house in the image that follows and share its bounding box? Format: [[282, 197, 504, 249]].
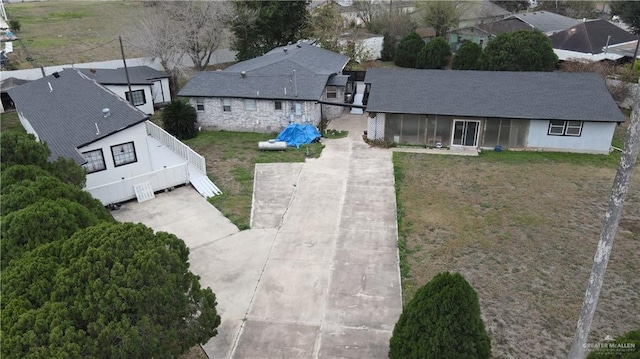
[[364, 68, 623, 154], [549, 19, 639, 62], [456, 0, 511, 28], [79, 66, 171, 115], [8, 69, 218, 205], [178, 42, 350, 133]]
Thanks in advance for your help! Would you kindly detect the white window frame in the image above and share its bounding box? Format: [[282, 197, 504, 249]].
[[125, 90, 146, 106], [196, 99, 205, 111], [111, 142, 137, 167], [244, 99, 257, 111], [82, 149, 106, 173], [222, 98, 231, 112], [548, 120, 583, 137], [326, 86, 337, 99]]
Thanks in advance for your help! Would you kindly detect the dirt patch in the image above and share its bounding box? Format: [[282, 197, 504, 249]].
[[395, 152, 640, 359]]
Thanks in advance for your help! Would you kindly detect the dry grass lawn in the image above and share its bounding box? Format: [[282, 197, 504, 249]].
[[394, 145, 639, 358]]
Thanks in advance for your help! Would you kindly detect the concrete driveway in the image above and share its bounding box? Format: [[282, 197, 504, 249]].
[[112, 114, 402, 358]]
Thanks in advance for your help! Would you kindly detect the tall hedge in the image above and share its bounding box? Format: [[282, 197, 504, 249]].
[[389, 272, 491, 359], [394, 32, 425, 68], [416, 37, 451, 69], [479, 30, 558, 71], [452, 42, 483, 70]]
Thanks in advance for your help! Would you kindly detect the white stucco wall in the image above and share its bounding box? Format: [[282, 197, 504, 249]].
[[191, 97, 321, 133], [80, 122, 153, 189], [526, 120, 616, 154], [105, 84, 155, 115]]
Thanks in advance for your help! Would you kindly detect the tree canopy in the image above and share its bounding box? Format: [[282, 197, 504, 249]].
[[2, 222, 221, 358], [416, 37, 451, 69], [419, 1, 463, 37], [0, 131, 50, 169], [231, 0, 310, 61], [611, 1, 640, 35], [394, 32, 425, 68], [162, 99, 198, 140], [389, 272, 491, 359], [479, 30, 558, 71], [452, 42, 483, 70]]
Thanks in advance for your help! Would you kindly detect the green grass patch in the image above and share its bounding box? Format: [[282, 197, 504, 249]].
[[184, 130, 324, 229], [47, 11, 86, 20], [479, 149, 620, 167], [0, 112, 24, 133], [323, 129, 349, 139]]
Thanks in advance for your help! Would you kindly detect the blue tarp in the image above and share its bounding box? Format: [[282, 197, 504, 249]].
[[276, 124, 321, 148]]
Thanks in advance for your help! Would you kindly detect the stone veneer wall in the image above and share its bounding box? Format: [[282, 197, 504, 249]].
[[321, 86, 346, 120], [190, 97, 321, 133]]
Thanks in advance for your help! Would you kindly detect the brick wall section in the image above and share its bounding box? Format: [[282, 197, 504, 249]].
[[190, 97, 321, 134]]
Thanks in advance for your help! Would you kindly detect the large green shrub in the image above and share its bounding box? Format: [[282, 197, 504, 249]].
[[416, 37, 451, 69], [479, 30, 558, 71], [389, 272, 491, 359], [394, 32, 425, 68], [162, 99, 199, 140], [452, 42, 483, 70]]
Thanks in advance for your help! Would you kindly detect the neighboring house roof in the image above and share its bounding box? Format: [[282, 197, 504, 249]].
[[514, 11, 582, 33], [79, 66, 168, 85], [179, 42, 349, 101], [8, 68, 148, 164], [476, 17, 535, 35], [0, 77, 29, 93], [549, 19, 638, 55], [459, 1, 511, 22], [606, 40, 640, 59], [327, 74, 349, 87], [364, 68, 623, 123]]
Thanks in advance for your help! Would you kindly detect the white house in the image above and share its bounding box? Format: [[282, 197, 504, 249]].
[[364, 68, 624, 154], [8, 68, 218, 205], [178, 42, 350, 133], [79, 66, 171, 115]]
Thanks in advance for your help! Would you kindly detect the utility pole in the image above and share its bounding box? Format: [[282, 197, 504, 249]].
[[119, 35, 134, 105], [568, 81, 640, 358]]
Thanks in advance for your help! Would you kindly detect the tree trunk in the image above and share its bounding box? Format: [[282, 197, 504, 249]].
[[568, 87, 640, 358]]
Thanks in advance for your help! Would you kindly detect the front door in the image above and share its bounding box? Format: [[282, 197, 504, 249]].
[[452, 120, 480, 147]]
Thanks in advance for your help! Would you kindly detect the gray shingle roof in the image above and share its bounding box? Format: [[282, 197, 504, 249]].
[[79, 66, 168, 85], [549, 19, 638, 54], [364, 68, 623, 123], [513, 11, 581, 33], [8, 69, 148, 164], [0, 77, 29, 93], [179, 42, 349, 101]]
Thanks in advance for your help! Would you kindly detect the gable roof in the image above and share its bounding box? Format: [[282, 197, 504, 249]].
[[8, 69, 148, 164], [79, 66, 168, 86], [510, 11, 581, 34], [549, 19, 638, 54], [0, 77, 29, 93], [364, 68, 623, 123], [179, 42, 349, 101], [459, 1, 511, 21]]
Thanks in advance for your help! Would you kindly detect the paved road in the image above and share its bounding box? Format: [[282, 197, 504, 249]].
[[112, 114, 402, 358]]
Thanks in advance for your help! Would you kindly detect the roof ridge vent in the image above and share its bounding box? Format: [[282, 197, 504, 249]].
[[241, 71, 247, 78], [102, 108, 111, 117]]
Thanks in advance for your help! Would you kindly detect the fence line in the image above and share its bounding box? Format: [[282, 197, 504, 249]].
[[145, 121, 206, 174]]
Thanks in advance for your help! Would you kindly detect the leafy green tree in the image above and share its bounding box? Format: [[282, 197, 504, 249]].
[[452, 42, 483, 70], [1, 222, 221, 358], [587, 329, 640, 358], [418, 0, 463, 37], [611, 1, 640, 35], [0, 131, 49, 170], [1, 173, 112, 221], [394, 32, 424, 68], [47, 156, 87, 188], [162, 99, 198, 140], [416, 37, 451, 69], [479, 30, 557, 71], [307, 4, 342, 53], [381, 32, 397, 61], [389, 272, 491, 359], [231, 0, 310, 61], [1, 198, 100, 269]]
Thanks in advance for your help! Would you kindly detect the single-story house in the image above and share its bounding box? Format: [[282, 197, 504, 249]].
[[79, 66, 171, 115], [549, 19, 639, 62], [178, 41, 350, 133], [8, 68, 218, 205], [364, 68, 623, 154]]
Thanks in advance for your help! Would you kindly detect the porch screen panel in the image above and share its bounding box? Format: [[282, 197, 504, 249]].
[[401, 114, 420, 145], [483, 119, 500, 147], [497, 119, 511, 147], [434, 115, 452, 147], [511, 119, 529, 147], [385, 114, 402, 142], [418, 115, 427, 145], [426, 116, 437, 146]]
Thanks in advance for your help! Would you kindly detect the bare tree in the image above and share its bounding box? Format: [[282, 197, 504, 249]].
[[352, 0, 382, 27], [568, 82, 640, 358], [418, 0, 465, 37]]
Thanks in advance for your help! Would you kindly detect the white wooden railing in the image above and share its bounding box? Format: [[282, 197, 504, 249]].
[[145, 121, 206, 174], [87, 163, 188, 205]]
